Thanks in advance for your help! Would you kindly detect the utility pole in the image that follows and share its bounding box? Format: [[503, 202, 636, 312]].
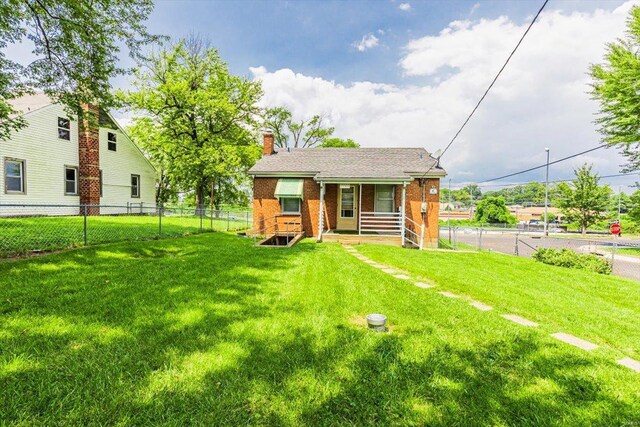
[[543, 147, 550, 237], [618, 186, 622, 224]]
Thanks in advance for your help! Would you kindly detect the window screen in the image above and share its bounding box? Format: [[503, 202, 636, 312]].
[[340, 187, 355, 218], [64, 167, 78, 195], [131, 174, 140, 197], [108, 132, 117, 151], [281, 197, 301, 214], [5, 159, 24, 193], [58, 117, 70, 140]]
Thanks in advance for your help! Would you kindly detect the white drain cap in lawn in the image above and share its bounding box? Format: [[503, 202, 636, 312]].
[[366, 313, 387, 331]]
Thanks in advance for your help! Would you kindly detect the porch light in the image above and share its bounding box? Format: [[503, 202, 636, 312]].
[[366, 313, 387, 332]]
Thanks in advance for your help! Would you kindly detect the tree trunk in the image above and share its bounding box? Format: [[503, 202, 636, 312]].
[[196, 181, 206, 216]]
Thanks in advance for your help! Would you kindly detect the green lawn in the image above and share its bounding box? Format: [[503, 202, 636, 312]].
[[0, 212, 251, 257], [1, 234, 639, 425]]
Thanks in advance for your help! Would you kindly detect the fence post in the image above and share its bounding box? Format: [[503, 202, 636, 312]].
[[83, 205, 88, 246], [158, 205, 163, 238], [210, 208, 213, 230], [246, 211, 250, 231], [227, 211, 230, 231], [200, 208, 203, 233], [515, 233, 519, 256]]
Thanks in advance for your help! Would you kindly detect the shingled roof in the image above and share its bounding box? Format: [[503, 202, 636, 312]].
[[248, 147, 446, 181]]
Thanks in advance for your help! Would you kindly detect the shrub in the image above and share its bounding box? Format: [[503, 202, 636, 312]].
[[475, 197, 517, 224], [532, 248, 612, 275]]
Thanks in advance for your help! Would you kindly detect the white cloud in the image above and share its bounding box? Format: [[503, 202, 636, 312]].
[[252, 2, 636, 184], [399, 3, 412, 12], [353, 34, 379, 52]]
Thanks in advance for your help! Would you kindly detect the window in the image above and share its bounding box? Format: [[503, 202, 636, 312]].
[[131, 174, 140, 198], [107, 132, 117, 151], [58, 117, 70, 140], [375, 184, 395, 213], [64, 166, 78, 195], [4, 158, 25, 194], [340, 186, 355, 218], [281, 197, 301, 214]]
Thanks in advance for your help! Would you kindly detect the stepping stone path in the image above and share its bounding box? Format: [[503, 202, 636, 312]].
[[550, 333, 599, 351], [470, 301, 493, 311], [438, 291, 460, 299], [342, 244, 639, 374], [617, 358, 640, 373], [501, 314, 538, 327], [415, 282, 435, 289]]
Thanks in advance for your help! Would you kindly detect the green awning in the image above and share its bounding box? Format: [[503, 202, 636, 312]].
[[274, 178, 304, 200]]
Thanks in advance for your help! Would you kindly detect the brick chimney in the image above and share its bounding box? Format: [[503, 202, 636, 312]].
[[263, 130, 275, 156], [78, 104, 101, 214]]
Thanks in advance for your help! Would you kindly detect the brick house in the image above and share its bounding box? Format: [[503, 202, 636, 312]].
[[248, 132, 447, 246]]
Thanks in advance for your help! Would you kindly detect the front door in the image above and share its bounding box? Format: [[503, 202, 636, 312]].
[[337, 185, 358, 230]]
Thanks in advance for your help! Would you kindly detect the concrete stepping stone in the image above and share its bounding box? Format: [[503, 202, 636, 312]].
[[438, 291, 459, 299], [502, 314, 538, 327], [382, 268, 398, 274], [617, 357, 640, 373], [364, 259, 377, 264], [470, 301, 493, 311], [550, 333, 599, 351], [393, 274, 410, 280], [415, 282, 435, 289]]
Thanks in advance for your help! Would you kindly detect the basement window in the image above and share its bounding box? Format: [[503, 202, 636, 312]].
[[107, 132, 117, 151], [58, 117, 70, 140], [64, 166, 78, 196], [281, 197, 301, 214]]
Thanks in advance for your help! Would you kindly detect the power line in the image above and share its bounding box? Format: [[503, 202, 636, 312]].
[[439, 0, 549, 159], [453, 171, 639, 190], [475, 145, 605, 184]]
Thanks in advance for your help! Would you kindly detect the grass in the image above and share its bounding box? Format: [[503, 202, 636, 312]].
[[0, 213, 251, 257], [356, 244, 640, 360], [1, 233, 639, 425]]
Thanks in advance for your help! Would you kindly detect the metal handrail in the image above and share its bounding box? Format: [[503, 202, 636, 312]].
[[404, 215, 425, 250]]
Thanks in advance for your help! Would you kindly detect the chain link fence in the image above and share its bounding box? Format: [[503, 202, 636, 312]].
[[0, 204, 252, 258], [440, 225, 640, 281]]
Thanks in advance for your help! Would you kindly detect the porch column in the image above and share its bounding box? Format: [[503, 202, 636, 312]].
[[317, 181, 325, 242], [401, 182, 407, 247], [358, 183, 362, 235]]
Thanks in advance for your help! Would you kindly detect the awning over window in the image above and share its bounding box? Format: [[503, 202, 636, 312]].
[[274, 178, 304, 200]]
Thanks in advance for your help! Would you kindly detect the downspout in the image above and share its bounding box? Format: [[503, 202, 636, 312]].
[[358, 183, 362, 235], [401, 182, 407, 247], [317, 181, 325, 242]]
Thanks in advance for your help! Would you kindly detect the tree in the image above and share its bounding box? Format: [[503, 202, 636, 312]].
[[462, 184, 481, 200], [263, 107, 334, 148], [123, 39, 263, 211], [320, 137, 359, 148], [0, 0, 160, 140], [555, 164, 612, 234], [591, 5, 640, 171], [627, 188, 640, 221], [474, 196, 517, 224]]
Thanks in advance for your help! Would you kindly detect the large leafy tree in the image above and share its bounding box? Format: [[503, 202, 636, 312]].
[[320, 137, 359, 148], [555, 164, 612, 234], [474, 196, 516, 224], [263, 106, 334, 148], [123, 39, 263, 210], [0, 0, 159, 139], [591, 5, 640, 171]]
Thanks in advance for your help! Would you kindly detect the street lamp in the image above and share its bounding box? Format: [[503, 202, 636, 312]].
[[543, 148, 550, 237]]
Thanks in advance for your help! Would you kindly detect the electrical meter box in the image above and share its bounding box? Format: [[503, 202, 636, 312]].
[[421, 202, 427, 213]]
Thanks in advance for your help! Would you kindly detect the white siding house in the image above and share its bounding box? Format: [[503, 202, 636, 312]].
[[0, 94, 155, 215]]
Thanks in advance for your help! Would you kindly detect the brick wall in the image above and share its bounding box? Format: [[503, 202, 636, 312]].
[[395, 178, 440, 245], [78, 104, 101, 214]]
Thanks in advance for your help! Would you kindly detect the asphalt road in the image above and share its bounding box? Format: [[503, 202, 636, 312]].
[[441, 228, 640, 281]]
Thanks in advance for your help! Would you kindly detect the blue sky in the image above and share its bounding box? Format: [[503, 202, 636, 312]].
[[7, 0, 635, 189]]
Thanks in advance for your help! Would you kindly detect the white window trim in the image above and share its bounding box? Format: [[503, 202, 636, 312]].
[[57, 117, 70, 140], [4, 157, 26, 194], [64, 165, 79, 196], [107, 132, 117, 151], [280, 197, 301, 214], [131, 174, 140, 198]]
